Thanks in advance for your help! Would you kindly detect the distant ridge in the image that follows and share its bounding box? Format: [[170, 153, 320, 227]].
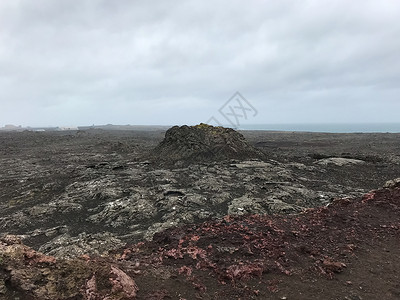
[[0, 124, 172, 132], [238, 123, 400, 133]]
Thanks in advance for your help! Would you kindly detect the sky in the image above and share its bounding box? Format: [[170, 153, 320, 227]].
[[0, 0, 399, 127]]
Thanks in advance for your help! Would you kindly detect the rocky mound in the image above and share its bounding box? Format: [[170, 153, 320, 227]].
[[153, 123, 264, 164], [1, 179, 400, 299]]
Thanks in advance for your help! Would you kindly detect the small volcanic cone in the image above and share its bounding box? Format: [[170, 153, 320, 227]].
[[153, 123, 263, 164]]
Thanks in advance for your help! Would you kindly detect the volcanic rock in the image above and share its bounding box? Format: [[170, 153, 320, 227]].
[[1, 181, 400, 299], [316, 157, 366, 166], [153, 123, 264, 165], [384, 177, 400, 188]]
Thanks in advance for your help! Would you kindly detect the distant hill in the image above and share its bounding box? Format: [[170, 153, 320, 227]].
[[78, 124, 171, 131]]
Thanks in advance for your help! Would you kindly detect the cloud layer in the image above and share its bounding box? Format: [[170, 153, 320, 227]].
[[0, 0, 399, 126]]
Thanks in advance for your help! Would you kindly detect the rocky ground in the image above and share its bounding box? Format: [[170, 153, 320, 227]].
[[0, 127, 399, 258], [0, 126, 399, 299], [1, 178, 399, 299]]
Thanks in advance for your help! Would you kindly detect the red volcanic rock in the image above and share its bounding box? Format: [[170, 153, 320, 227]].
[[84, 275, 98, 300], [0, 237, 139, 299], [322, 259, 347, 273], [109, 266, 139, 298]]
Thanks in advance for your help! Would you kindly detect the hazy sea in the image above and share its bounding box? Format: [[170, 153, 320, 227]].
[[237, 123, 400, 133]]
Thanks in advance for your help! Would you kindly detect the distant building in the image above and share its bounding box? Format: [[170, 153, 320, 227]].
[[1, 124, 22, 131]]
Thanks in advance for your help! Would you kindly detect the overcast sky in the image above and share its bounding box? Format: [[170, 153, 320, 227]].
[[0, 0, 399, 127]]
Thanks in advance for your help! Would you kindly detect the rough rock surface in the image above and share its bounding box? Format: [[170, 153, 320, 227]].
[[0, 235, 139, 300], [1, 129, 400, 260], [153, 123, 264, 164], [316, 157, 366, 166], [1, 181, 399, 299]]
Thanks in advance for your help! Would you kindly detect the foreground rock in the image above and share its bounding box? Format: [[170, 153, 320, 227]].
[[1, 180, 399, 299], [153, 123, 264, 165], [0, 235, 138, 300]]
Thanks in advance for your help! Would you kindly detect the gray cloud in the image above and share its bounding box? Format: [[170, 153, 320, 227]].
[[0, 0, 399, 126]]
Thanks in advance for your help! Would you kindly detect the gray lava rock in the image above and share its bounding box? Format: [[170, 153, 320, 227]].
[[87, 195, 157, 227], [316, 157, 366, 166], [228, 195, 303, 216], [153, 124, 264, 164], [38, 232, 124, 258], [384, 178, 400, 188], [228, 195, 265, 215]]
